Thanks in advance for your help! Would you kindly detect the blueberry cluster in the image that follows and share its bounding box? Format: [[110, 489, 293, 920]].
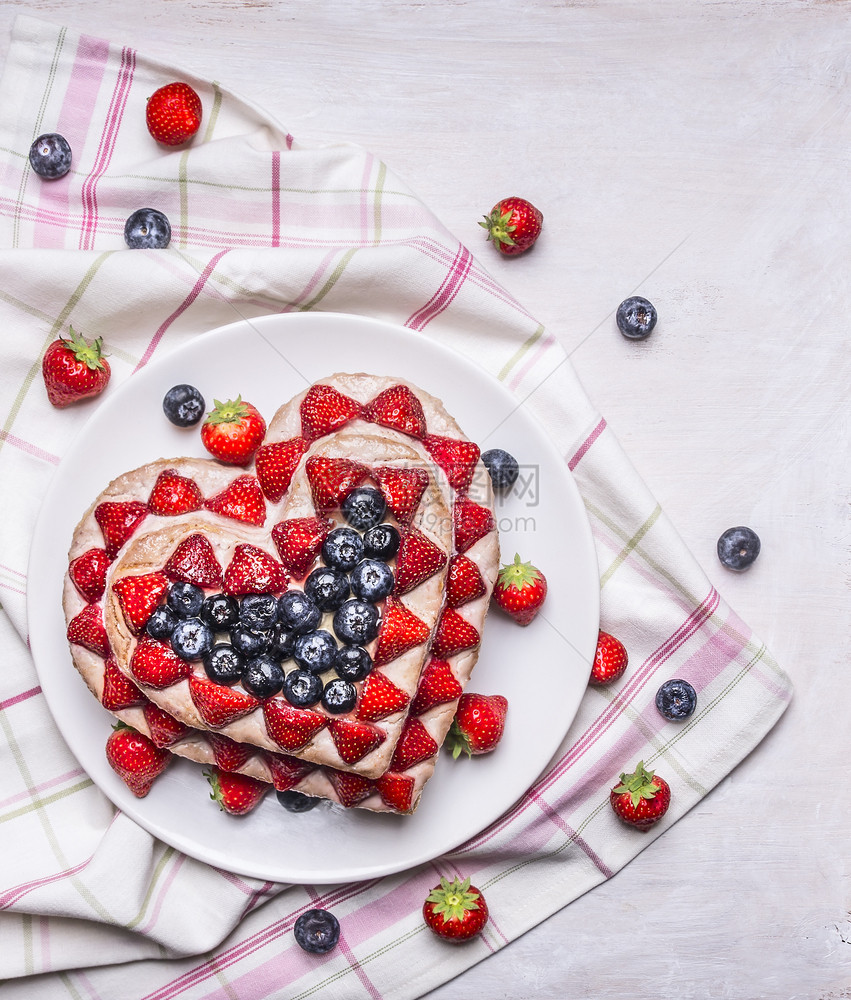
[[147, 487, 401, 715]]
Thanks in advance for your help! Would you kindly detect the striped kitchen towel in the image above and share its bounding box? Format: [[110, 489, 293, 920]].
[[0, 15, 791, 999]]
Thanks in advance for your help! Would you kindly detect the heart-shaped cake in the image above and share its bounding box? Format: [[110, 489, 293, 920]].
[[62, 374, 499, 814]]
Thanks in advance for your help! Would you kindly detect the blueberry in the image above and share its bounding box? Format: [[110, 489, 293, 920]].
[[124, 207, 171, 249], [145, 604, 179, 640], [162, 384, 205, 427], [481, 449, 520, 492], [170, 617, 214, 660], [304, 566, 350, 612], [276, 789, 321, 812], [350, 559, 394, 602], [29, 133, 72, 179], [283, 667, 323, 707], [335, 645, 373, 682], [333, 599, 380, 646], [321, 527, 364, 572], [362, 523, 400, 561], [200, 593, 240, 631], [242, 654, 285, 699], [717, 526, 761, 571], [655, 679, 698, 721], [240, 594, 279, 631], [230, 623, 273, 657], [616, 296, 657, 340], [293, 630, 338, 674], [341, 487, 386, 530], [203, 643, 245, 685], [321, 678, 357, 714], [168, 582, 205, 618], [277, 590, 322, 635], [293, 908, 340, 955], [270, 622, 296, 660]]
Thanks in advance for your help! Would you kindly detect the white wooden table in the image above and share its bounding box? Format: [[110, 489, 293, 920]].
[[2, 1, 847, 996]]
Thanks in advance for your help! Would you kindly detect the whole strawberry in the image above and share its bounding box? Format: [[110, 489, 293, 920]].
[[205, 766, 268, 815], [589, 630, 629, 686], [105, 722, 171, 797], [445, 692, 508, 759], [201, 396, 266, 466], [146, 82, 202, 146], [610, 760, 671, 831], [492, 553, 547, 625], [42, 327, 110, 408], [423, 876, 488, 942], [479, 196, 543, 256]]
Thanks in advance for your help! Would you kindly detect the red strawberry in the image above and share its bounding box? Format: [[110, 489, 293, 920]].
[[590, 630, 628, 686], [372, 597, 431, 667], [376, 771, 416, 813], [305, 456, 369, 513], [446, 555, 486, 609], [446, 693, 508, 758], [200, 396, 266, 466], [223, 544, 288, 595], [326, 768, 374, 808], [610, 761, 671, 831], [263, 699, 326, 752], [423, 877, 488, 942], [479, 196, 543, 256], [112, 572, 169, 634], [394, 527, 447, 595], [207, 732, 256, 772], [42, 327, 111, 408], [373, 466, 429, 526], [390, 717, 438, 771], [363, 384, 426, 439], [204, 475, 266, 526], [66, 603, 110, 658], [163, 533, 223, 588], [492, 554, 547, 626], [188, 673, 259, 728], [143, 702, 190, 747], [68, 547, 109, 603], [327, 717, 386, 765], [205, 766, 267, 815], [146, 82, 202, 146], [105, 722, 171, 798], [356, 670, 410, 722], [264, 751, 315, 792], [255, 437, 308, 502], [410, 658, 462, 715], [430, 608, 480, 660], [147, 469, 203, 516], [271, 516, 333, 579], [300, 383, 362, 442], [452, 494, 496, 554], [101, 656, 146, 711], [94, 500, 148, 558], [423, 434, 480, 492], [129, 635, 191, 688]]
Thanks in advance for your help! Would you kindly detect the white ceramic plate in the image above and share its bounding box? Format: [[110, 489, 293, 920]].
[[27, 312, 599, 884]]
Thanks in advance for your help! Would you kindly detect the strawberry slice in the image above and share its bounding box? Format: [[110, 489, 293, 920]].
[[263, 698, 326, 752], [453, 494, 496, 554], [431, 608, 481, 659], [363, 384, 426, 439], [206, 767, 268, 815], [305, 456, 369, 513], [223, 544, 288, 596], [372, 596, 431, 667], [356, 670, 410, 722], [327, 717, 386, 764], [143, 702, 190, 747], [207, 732, 256, 772], [67, 603, 110, 658], [188, 673, 260, 728], [69, 547, 109, 603], [129, 635, 191, 688], [164, 533, 224, 588], [390, 716, 439, 771], [373, 466, 429, 526], [94, 500, 148, 558], [147, 469, 203, 516], [375, 771, 416, 813], [271, 516, 333, 579], [101, 655, 146, 711], [423, 434, 481, 492], [204, 475, 266, 526], [394, 527, 447, 595], [264, 750, 315, 791], [300, 383, 363, 442], [112, 572, 169, 634], [255, 437, 308, 503], [446, 554, 487, 608], [410, 658, 463, 715], [326, 768, 374, 808]]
